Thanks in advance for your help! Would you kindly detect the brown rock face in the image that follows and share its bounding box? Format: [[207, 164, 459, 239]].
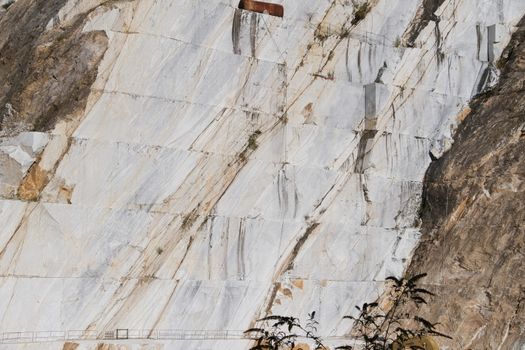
[[406, 16, 525, 350], [0, 0, 108, 136], [62, 342, 79, 350]]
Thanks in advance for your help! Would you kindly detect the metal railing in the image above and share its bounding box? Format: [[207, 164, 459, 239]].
[[0, 329, 248, 344], [0, 329, 357, 344]]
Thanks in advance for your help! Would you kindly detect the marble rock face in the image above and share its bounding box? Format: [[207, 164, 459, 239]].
[[0, 0, 524, 349]]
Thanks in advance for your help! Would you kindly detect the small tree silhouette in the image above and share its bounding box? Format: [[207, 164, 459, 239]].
[[245, 274, 450, 350], [339, 273, 451, 350], [245, 312, 327, 350]]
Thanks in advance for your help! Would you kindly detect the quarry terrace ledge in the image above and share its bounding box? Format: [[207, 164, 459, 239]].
[[238, 0, 284, 17]]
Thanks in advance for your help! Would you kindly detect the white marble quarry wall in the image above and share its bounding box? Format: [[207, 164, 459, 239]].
[[0, 0, 524, 349]]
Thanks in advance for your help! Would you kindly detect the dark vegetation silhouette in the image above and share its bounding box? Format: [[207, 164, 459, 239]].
[[245, 312, 326, 350], [1, 0, 15, 10], [245, 273, 450, 350]]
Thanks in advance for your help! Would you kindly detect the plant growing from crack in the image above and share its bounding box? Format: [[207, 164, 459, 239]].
[[245, 312, 326, 350], [238, 129, 262, 162], [248, 130, 262, 150], [351, 2, 370, 26], [245, 274, 450, 349], [393, 37, 402, 48]]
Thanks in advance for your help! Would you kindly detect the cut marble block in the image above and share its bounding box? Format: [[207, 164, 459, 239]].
[[364, 83, 391, 129], [103, 34, 286, 115]]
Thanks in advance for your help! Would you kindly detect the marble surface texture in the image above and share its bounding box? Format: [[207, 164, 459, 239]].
[[0, 0, 524, 349]]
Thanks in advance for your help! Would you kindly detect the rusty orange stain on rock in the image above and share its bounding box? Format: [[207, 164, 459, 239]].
[[303, 102, 313, 114], [58, 184, 74, 204], [302, 103, 315, 124], [457, 106, 472, 122], [239, 0, 284, 17], [62, 343, 79, 350], [281, 287, 293, 298], [292, 279, 304, 290], [17, 163, 48, 201]]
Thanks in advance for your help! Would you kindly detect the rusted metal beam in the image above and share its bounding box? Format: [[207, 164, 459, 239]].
[[239, 0, 284, 18]]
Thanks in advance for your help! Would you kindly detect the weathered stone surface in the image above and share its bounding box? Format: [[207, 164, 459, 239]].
[[0, 0, 108, 135], [405, 15, 525, 350], [0, 0, 524, 349], [0, 0, 111, 199]]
